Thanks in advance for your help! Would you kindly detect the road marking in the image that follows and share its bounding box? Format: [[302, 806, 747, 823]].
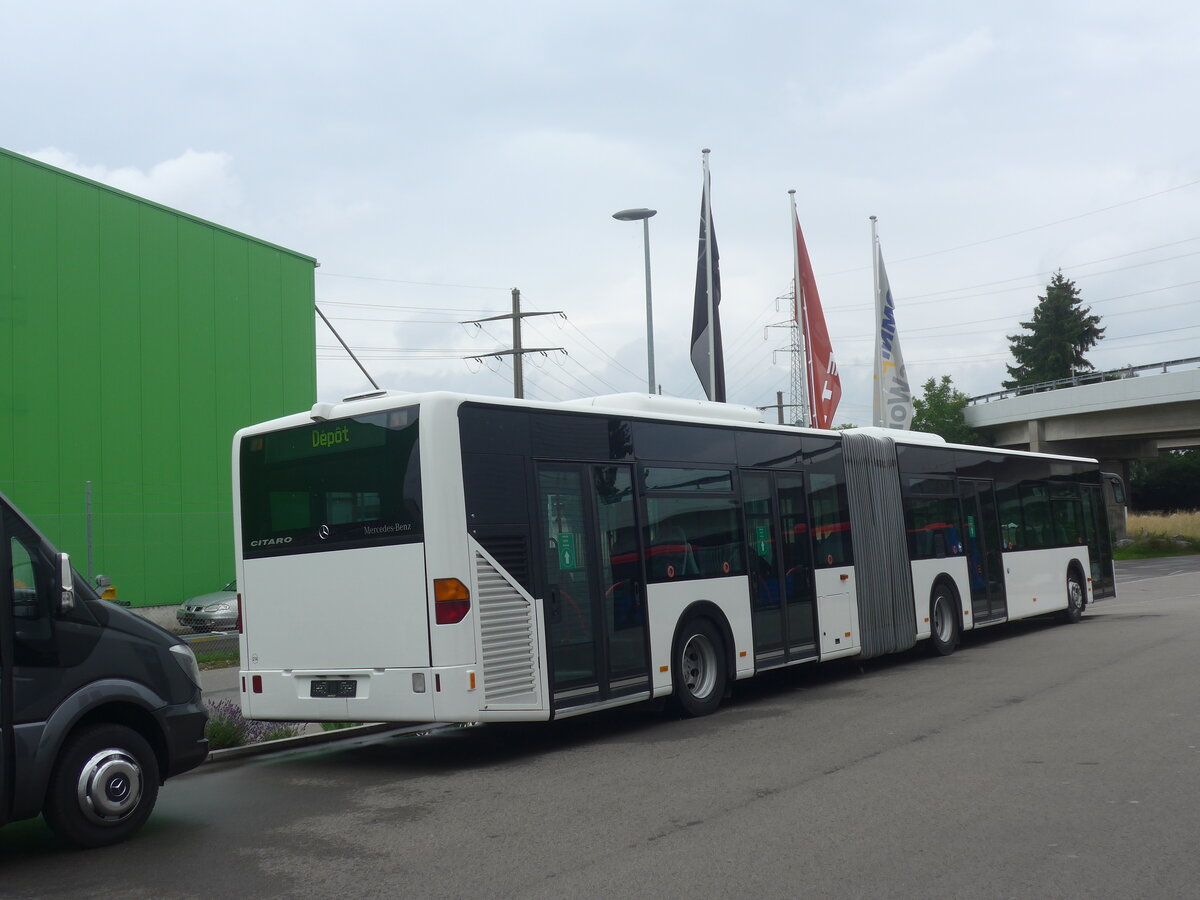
[[1119, 572, 1197, 585]]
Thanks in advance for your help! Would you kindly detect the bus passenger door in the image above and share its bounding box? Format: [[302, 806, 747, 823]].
[[536, 463, 649, 710], [1081, 484, 1116, 599], [959, 478, 1007, 622], [742, 470, 817, 668]]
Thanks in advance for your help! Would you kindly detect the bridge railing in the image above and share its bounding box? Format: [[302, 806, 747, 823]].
[[968, 356, 1200, 405]]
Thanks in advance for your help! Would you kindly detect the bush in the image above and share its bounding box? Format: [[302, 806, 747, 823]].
[[204, 699, 303, 749], [1129, 451, 1200, 512], [1114, 511, 1200, 559]]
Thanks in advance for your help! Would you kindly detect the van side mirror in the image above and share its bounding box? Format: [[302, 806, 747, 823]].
[[58, 553, 76, 614]]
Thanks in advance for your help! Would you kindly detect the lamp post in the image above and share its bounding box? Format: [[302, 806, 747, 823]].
[[613, 207, 658, 394]]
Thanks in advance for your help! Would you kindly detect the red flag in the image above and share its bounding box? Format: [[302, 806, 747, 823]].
[[794, 213, 841, 429]]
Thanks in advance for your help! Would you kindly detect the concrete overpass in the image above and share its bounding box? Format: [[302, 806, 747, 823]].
[[963, 359, 1200, 476]]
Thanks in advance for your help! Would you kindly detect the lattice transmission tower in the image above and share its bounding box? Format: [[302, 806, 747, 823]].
[[766, 286, 808, 426]]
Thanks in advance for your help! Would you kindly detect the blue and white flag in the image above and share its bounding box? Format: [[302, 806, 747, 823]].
[[873, 242, 912, 429]]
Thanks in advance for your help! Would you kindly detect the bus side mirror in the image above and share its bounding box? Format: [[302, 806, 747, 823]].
[[58, 552, 76, 614]]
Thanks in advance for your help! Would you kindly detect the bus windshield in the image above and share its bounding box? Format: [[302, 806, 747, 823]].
[[239, 406, 422, 558]]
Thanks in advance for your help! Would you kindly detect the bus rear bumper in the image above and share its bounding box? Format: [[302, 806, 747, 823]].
[[237, 665, 547, 724]]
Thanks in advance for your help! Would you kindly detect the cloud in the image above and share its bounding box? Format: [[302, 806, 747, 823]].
[[24, 147, 242, 223], [832, 27, 995, 119]]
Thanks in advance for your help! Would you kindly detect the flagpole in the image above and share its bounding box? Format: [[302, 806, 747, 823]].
[[788, 190, 811, 427], [871, 215, 882, 427], [702, 148, 717, 401]]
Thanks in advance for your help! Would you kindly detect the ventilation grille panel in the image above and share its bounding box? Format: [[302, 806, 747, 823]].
[[476, 551, 539, 707]]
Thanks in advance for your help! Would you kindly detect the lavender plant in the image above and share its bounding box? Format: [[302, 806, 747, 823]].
[[205, 699, 303, 749]]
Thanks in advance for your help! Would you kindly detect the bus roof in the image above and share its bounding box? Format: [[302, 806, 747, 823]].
[[234, 389, 1099, 466]]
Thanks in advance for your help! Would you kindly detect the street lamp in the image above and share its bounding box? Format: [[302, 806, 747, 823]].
[[612, 207, 658, 394]]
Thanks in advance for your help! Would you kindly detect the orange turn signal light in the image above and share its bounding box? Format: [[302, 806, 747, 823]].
[[433, 577, 471, 624]]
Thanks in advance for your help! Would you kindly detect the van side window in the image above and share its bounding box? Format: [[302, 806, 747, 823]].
[[8, 529, 56, 665]]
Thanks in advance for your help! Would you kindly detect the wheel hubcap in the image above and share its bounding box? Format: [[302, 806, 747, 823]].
[[77, 748, 143, 824], [933, 594, 953, 642], [681, 633, 718, 700], [1068, 577, 1084, 611]]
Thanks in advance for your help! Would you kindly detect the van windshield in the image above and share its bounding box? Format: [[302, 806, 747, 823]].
[[239, 407, 422, 559]]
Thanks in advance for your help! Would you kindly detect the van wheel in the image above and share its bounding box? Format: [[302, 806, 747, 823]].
[[1062, 569, 1086, 623], [672, 618, 726, 717], [928, 584, 960, 656], [43, 724, 160, 849]]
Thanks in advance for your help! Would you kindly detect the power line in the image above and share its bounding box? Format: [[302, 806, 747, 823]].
[[523, 298, 658, 391], [317, 273, 509, 291], [320, 316, 483, 326], [894, 323, 1200, 366], [835, 254, 1200, 313], [821, 177, 1200, 277], [317, 354, 468, 361], [525, 357, 595, 400], [832, 285, 1200, 343], [460, 288, 564, 399], [521, 318, 626, 395], [317, 345, 476, 352], [902, 237, 1200, 301], [318, 298, 503, 314]]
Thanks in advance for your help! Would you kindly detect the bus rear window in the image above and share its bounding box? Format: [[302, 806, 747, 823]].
[[240, 407, 422, 558]]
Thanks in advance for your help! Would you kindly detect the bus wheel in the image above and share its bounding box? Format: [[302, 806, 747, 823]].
[[928, 584, 959, 656], [1062, 569, 1086, 624], [672, 618, 726, 717], [43, 724, 160, 849]]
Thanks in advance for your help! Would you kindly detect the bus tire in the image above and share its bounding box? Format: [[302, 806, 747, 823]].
[[1062, 568, 1086, 624], [927, 582, 960, 656], [672, 617, 726, 717], [42, 723, 160, 849]]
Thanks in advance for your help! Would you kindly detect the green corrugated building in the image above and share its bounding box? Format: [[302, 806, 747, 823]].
[[0, 147, 316, 608]]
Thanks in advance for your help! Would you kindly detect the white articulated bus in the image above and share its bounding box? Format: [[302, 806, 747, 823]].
[[234, 390, 1117, 724]]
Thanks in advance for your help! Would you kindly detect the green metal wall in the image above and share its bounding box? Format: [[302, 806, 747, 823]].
[[0, 148, 316, 607]]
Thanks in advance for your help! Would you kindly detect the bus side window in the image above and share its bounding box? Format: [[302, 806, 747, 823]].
[[809, 473, 852, 567], [1019, 484, 1051, 549], [1051, 489, 1084, 546], [645, 523, 692, 579], [643, 496, 741, 580], [995, 484, 1023, 550]]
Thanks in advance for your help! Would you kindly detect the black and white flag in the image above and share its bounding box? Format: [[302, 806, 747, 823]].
[[690, 153, 725, 402]]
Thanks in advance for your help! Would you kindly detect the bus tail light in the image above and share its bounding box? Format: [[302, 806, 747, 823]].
[[433, 577, 471, 624]]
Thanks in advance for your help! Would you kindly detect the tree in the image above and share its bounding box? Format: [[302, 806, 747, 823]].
[[1004, 270, 1104, 388], [1128, 450, 1200, 512], [911, 375, 983, 444]]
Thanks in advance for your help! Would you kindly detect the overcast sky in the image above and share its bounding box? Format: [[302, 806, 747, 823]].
[[6, 1, 1198, 425]]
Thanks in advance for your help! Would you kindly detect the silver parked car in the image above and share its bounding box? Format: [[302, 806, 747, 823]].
[[176, 581, 238, 631]]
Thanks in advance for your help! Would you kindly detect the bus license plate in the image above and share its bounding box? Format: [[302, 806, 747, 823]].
[[310, 679, 357, 698]]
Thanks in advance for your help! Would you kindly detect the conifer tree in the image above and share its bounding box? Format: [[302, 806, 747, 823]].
[[1004, 271, 1104, 388]]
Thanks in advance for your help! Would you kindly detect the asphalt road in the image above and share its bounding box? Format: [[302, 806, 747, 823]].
[[2, 557, 1197, 899]]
